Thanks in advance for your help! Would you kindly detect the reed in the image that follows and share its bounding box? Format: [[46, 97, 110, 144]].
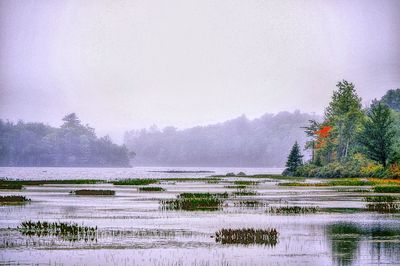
[[231, 189, 258, 196], [215, 228, 278, 246], [160, 192, 225, 211], [18, 221, 97, 242], [233, 181, 259, 186], [234, 200, 267, 207], [0, 195, 30, 204], [138, 186, 165, 192], [373, 185, 400, 193], [267, 206, 319, 214], [71, 189, 115, 196]]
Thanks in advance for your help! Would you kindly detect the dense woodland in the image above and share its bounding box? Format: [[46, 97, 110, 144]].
[[284, 83, 400, 178], [0, 114, 131, 167], [124, 111, 318, 167]]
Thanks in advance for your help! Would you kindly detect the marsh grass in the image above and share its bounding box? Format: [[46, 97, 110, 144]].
[[233, 181, 259, 186], [160, 192, 226, 211], [267, 206, 319, 214], [364, 196, 400, 213], [112, 179, 158, 186], [0, 179, 105, 189], [71, 189, 115, 196], [328, 222, 400, 237], [0, 195, 30, 204], [162, 177, 221, 182], [232, 189, 258, 196], [234, 200, 267, 208], [373, 185, 400, 193], [278, 182, 328, 187], [336, 188, 372, 193], [138, 187, 165, 192], [224, 185, 247, 189], [19, 221, 97, 242], [215, 228, 278, 246]]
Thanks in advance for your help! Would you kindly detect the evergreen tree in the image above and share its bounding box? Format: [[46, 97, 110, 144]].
[[325, 80, 363, 161], [284, 141, 303, 175], [358, 102, 396, 167]]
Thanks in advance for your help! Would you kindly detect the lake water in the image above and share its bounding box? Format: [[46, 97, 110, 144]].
[[0, 166, 283, 180], [0, 167, 399, 266]]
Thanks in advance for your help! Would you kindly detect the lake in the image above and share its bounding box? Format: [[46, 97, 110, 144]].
[[0, 167, 399, 265]]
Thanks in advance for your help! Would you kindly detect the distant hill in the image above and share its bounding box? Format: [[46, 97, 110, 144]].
[[124, 111, 320, 167]]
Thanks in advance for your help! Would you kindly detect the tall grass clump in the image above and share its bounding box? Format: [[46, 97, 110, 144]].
[[267, 206, 319, 215], [18, 221, 97, 241], [373, 185, 400, 193], [215, 228, 278, 246], [160, 193, 225, 211], [138, 187, 165, 192], [0, 195, 30, 204], [71, 190, 115, 196]]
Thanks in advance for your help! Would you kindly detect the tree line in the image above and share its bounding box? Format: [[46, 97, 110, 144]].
[[0, 113, 132, 167], [284, 82, 400, 178]]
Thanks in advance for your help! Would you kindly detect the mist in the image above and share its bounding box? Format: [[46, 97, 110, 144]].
[[1, 0, 399, 143]]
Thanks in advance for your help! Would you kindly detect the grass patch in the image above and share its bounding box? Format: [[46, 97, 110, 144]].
[[364, 196, 399, 202], [0, 195, 30, 204], [71, 189, 115, 196], [215, 228, 278, 246], [112, 179, 158, 186], [138, 186, 165, 192], [267, 206, 319, 214], [233, 180, 259, 186], [321, 207, 362, 214], [366, 202, 400, 213], [278, 182, 328, 187], [224, 185, 247, 189], [160, 177, 221, 182], [234, 200, 267, 207], [373, 185, 400, 193], [336, 188, 372, 193], [18, 220, 97, 241], [160, 193, 225, 211], [232, 189, 258, 196], [0, 179, 105, 189], [327, 179, 374, 186]]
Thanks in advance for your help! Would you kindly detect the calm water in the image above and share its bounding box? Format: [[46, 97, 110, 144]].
[[0, 166, 283, 180], [0, 167, 399, 266]]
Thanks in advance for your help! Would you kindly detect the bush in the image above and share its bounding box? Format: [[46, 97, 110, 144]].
[[360, 164, 388, 178]]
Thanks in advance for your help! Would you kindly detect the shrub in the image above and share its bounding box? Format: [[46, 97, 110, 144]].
[[360, 164, 387, 178]]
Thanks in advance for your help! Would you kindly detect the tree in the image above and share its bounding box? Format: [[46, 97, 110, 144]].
[[358, 102, 396, 167], [283, 141, 303, 175], [325, 80, 363, 161], [380, 89, 400, 112]]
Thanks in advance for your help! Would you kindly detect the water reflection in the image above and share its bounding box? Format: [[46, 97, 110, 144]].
[[326, 222, 400, 265]]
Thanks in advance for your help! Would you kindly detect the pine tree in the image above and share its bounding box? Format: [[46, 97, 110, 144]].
[[284, 142, 303, 175], [358, 102, 396, 167]]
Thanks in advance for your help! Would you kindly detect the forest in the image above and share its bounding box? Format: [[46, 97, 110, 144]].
[[284, 82, 400, 178], [124, 111, 318, 167], [0, 113, 131, 167]]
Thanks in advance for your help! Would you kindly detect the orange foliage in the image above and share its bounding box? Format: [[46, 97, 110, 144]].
[[314, 126, 332, 149]]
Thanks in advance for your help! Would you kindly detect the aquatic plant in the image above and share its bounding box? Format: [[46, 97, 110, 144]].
[[277, 182, 327, 187], [71, 189, 115, 196], [215, 228, 278, 246], [18, 221, 97, 242], [138, 186, 165, 192], [224, 185, 247, 189], [366, 202, 400, 213], [364, 196, 399, 202], [327, 179, 374, 186], [0, 195, 30, 204], [267, 206, 319, 214], [179, 192, 228, 199], [373, 185, 400, 193], [231, 189, 258, 196], [0, 179, 105, 189], [160, 192, 225, 211], [233, 181, 259, 186], [112, 179, 158, 186], [161, 177, 221, 182], [234, 200, 267, 207]]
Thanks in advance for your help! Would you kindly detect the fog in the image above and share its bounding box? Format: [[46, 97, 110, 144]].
[[1, 0, 400, 143]]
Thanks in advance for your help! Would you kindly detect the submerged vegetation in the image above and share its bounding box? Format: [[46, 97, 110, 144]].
[[71, 189, 115, 196], [0, 195, 30, 204], [18, 221, 97, 241], [267, 206, 319, 215], [215, 228, 278, 246]]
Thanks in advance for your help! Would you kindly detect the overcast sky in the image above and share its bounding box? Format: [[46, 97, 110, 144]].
[[1, 0, 399, 142]]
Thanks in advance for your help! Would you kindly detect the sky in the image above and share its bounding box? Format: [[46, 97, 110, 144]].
[[1, 0, 400, 143]]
